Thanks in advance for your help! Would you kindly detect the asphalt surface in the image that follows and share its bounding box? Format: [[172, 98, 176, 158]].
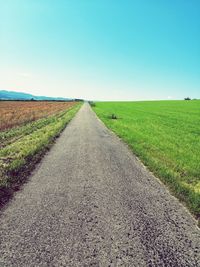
[[0, 103, 199, 267]]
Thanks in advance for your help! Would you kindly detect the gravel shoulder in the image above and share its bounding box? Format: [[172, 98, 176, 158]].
[[0, 103, 199, 267]]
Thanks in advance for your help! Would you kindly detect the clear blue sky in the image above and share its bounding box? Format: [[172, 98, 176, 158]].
[[0, 0, 200, 100]]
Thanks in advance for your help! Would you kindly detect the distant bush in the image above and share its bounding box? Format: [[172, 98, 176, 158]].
[[74, 99, 84, 102], [89, 101, 96, 107], [184, 97, 191, 100]]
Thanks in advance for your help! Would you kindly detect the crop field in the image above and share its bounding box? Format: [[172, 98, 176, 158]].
[[0, 101, 76, 131], [0, 101, 81, 204], [93, 100, 200, 218]]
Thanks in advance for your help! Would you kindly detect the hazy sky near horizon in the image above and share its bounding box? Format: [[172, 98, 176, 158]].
[[0, 0, 200, 100]]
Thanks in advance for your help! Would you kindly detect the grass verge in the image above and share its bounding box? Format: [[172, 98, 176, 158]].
[[92, 101, 200, 223], [0, 103, 82, 206]]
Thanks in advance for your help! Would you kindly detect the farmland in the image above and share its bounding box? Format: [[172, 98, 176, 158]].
[[93, 100, 200, 218], [0, 101, 81, 205], [0, 101, 76, 131]]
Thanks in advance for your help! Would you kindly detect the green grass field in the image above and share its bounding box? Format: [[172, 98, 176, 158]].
[[0, 103, 81, 204], [93, 100, 200, 219]]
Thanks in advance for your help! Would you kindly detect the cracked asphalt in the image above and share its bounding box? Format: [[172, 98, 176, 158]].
[[0, 103, 199, 267]]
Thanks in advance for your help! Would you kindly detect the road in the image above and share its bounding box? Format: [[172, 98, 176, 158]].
[[0, 103, 199, 267]]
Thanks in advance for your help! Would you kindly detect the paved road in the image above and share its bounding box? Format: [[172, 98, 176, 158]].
[[0, 103, 199, 267]]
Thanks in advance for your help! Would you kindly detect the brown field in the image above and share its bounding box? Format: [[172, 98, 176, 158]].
[[0, 101, 76, 131]]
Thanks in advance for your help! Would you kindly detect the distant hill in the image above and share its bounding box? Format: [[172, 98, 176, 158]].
[[0, 90, 73, 101]]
